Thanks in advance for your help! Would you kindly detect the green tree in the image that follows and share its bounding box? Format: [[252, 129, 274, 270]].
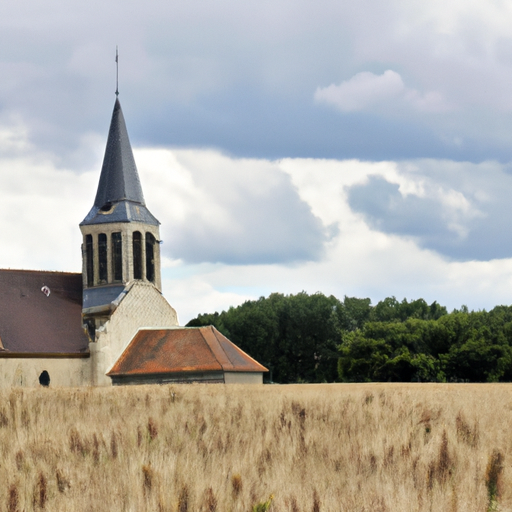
[[342, 296, 372, 330], [187, 291, 344, 383], [442, 340, 512, 382], [338, 332, 391, 382]]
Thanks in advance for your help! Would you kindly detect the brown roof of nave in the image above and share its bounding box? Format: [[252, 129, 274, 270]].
[[0, 269, 89, 354]]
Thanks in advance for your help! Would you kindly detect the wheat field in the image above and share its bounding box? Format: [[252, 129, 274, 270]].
[[1, 382, 511, 511]]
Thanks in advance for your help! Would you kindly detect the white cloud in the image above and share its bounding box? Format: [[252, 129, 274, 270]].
[[314, 70, 405, 112], [6, 0, 512, 326], [0, 117, 31, 154], [1, 123, 512, 324], [157, 154, 512, 321], [314, 70, 451, 113], [136, 148, 332, 265]]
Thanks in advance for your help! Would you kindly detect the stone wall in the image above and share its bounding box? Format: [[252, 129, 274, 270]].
[[0, 356, 91, 388], [91, 281, 179, 386], [224, 372, 263, 384], [80, 221, 162, 291]]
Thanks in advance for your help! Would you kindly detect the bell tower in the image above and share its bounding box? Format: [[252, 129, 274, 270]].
[[80, 96, 162, 336]]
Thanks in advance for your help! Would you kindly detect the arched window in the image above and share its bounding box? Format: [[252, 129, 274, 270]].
[[98, 233, 108, 283], [39, 371, 50, 387], [85, 234, 93, 287], [133, 231, 142, 279], [112, 232, 122, 282], [146, 233, 156, 283]]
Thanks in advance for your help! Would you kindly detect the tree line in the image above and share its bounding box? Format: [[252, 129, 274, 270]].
[[186, 292, 512, 383]]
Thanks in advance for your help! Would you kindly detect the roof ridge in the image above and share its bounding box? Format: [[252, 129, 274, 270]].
[[213, 327, 269, 371], [200, 326, 234, 370], [0, 269, 81, 276]]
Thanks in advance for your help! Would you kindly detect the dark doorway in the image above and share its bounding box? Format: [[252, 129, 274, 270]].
[[39, 371, 50, 387]]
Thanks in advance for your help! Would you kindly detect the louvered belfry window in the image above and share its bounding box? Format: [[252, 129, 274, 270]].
[[112, 232, 122, 282], [98, 233, 108, 283], [85, 234, 94, 287], [133, 231, 142, 279], [146, 232, 156, 283]]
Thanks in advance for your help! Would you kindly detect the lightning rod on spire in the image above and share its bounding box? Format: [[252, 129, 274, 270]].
[[115, 46, 119, 96]]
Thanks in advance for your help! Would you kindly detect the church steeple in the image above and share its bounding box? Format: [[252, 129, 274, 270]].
[[81, 98, 158, 227], [94, 98, 145, 208], [80, 96, 162, 324]]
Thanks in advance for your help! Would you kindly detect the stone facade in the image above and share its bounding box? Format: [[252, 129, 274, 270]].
[[80, 220, 162, 292], [90, 281, 178, 386], [224, 372, 263, 384], [0, 356, 90, 388], [0, 281, 178, 388]]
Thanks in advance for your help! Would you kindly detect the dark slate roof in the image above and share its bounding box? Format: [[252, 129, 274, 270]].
[[83, 284, 126, 311], [108, 326, 268, 377], [0, 269, 89, 354], [81, 98, 159, 226], [81, 201, 159, 226]]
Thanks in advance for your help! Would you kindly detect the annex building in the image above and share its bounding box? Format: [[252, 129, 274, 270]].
[[0, 96, 267, 387]]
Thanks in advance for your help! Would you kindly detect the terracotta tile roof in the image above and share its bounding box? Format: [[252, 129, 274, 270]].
[[0, 269, 89, 354], [108, 326, 268, 377]]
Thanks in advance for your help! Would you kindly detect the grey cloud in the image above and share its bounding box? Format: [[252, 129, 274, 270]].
[[159, 164, 336, 265], [347, 164, 512, 261], [349, 177, 449, 238], [4, 0, 512, 165]]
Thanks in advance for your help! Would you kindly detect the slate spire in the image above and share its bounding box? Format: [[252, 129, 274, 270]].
[[81, 98, 159, 226], [94, 98, 145, 208]]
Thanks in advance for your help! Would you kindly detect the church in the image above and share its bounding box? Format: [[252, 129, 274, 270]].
[[0, 95, 267, 387]]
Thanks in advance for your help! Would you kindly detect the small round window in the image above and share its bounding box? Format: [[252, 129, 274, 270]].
[[39, 371, 50, 387]]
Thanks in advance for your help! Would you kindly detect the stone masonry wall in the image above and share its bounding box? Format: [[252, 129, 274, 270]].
[[91, 281, 179, 386], [0, 357, 91, 388], [80, 221, 162, 291], [224, 372, 263, 384]]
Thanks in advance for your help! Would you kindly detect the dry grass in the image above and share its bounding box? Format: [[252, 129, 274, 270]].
[[1, 383, 512, 511]]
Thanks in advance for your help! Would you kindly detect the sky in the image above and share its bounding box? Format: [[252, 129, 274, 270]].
[[2, 0, 512, 322]]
